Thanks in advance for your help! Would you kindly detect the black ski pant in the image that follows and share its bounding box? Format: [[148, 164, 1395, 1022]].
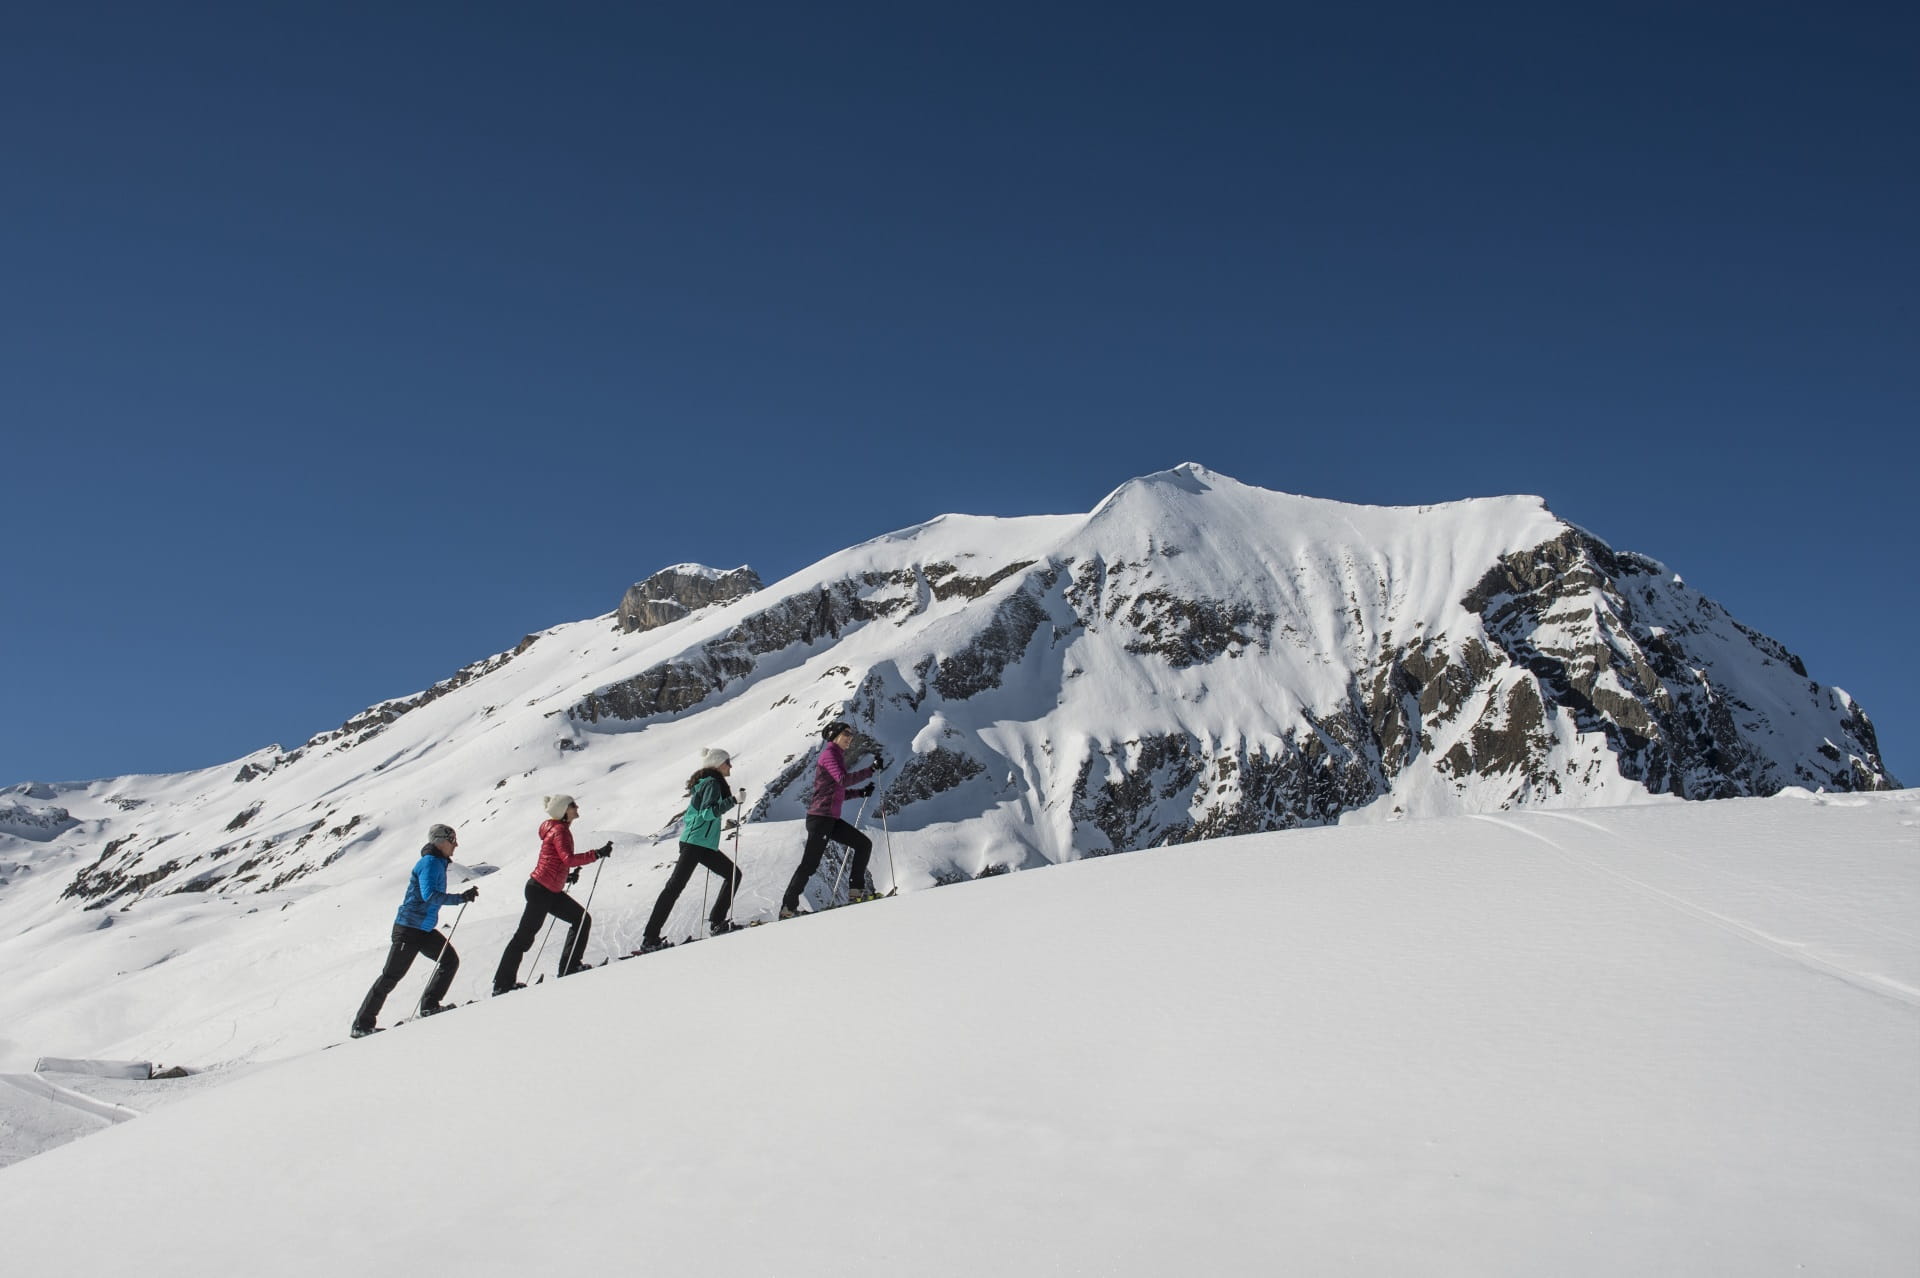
[[644, 842, 743, 941], [782, 815, 872, 911], [354, 925, 457, 1031], [494, 880, 590, 990]]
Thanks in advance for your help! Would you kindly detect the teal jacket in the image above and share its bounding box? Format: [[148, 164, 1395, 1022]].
[[680, 773, 737, 850]]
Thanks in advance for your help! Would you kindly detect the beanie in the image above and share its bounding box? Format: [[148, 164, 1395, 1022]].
[[543, 794, 576, 820], [428, 823, 456, 844], [698, 747, 731, 770]]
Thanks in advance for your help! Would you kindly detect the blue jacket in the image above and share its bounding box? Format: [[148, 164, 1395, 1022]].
[[680, 773, 737, 850], [394, 846, 465, 931]]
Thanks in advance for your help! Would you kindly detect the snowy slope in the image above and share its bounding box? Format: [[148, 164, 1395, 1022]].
[[4, 792, 1916, 1276], [0, 465, 1897, 1076]]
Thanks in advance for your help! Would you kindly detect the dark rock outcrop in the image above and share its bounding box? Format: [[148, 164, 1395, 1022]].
[[1465, 529, 1894, 796], [573, 570, 925, 726], [929, 570, 1056, 701], [303, 633, 543, 756], [0, 800, 81, 842], [616, 566, 763, 635], [879, 746, 987, 817]]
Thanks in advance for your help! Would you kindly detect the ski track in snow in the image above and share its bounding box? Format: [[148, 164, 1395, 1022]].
[[1469, 812, 1920, 1008], [1533, 807, 1920, 951]]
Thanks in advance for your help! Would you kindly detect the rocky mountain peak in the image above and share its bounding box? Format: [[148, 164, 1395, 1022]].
[[615, 564, 763, 634]]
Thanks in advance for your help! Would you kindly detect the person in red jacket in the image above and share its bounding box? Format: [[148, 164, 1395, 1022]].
[[492, 795, 611, 993]]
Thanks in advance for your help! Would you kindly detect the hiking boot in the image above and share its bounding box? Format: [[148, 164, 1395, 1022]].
[[417, 1002, 451, 1017], [350, 1024, 380, 1039], [637, 937, 674, 954], [560, 963, 592, 977], [710, 919, 743, 936], [492, 982, 526, 997], [779, 905, 800, 920]]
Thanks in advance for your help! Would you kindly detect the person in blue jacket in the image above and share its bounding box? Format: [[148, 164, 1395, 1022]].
[[351, 823, 479, 1038]]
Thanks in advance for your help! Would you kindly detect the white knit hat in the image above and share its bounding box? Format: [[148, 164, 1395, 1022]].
[[698, 748, 731, 770], [543, 794, 576, 819]]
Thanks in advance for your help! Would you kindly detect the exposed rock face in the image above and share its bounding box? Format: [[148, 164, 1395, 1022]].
[[300, 633, 543, 759], [578, 582, 863, 724], [1043, 527, 1895, 850], [879, 745, 987, 818], [1463, 529, 1890, 798], [574, 571, 917, 725], [616, 566, 763, 634], [1121, 591, 1276, 668], [0, 800, 80, 842], [929, 572, 1057, 701]]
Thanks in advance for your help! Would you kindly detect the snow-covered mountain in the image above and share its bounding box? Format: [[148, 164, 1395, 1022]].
[[0, 464, 1897, 1071]]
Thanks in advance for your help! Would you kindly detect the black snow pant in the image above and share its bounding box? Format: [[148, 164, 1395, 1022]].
[[493, 880, 591, 991], [644, 842, 743, 942], [354, 925, 457, 1031], [781, 815, 873, 911]]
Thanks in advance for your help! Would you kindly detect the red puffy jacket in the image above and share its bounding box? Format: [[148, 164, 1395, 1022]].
[[531, 819, 598, 892]]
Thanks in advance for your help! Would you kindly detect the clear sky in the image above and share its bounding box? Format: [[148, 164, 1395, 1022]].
[[3, 1, 1914, 788]]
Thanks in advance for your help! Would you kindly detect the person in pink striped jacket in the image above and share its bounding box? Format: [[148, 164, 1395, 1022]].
[[780, 721, 884, 917]]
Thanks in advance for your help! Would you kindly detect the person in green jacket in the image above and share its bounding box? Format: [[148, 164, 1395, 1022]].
[[637, 748, 745, 952]]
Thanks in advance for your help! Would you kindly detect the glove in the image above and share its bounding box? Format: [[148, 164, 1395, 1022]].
[[566, 868, 580, 886], [462, 887, 479, 903], [851, 785, 875, 799], [596, 843, 614, 860]]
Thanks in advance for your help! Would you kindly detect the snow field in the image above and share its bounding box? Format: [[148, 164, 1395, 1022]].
[[3, 792, 1915, 1276]]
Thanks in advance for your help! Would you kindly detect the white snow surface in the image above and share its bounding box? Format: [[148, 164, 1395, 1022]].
[[3, 791, 1917, 1275]]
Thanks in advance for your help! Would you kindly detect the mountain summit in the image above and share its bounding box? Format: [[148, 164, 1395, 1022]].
[[569, 461, 1891, 855]]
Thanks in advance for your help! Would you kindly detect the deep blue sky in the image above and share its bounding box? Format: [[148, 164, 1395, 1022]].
[[3, 2, 1914, 787]]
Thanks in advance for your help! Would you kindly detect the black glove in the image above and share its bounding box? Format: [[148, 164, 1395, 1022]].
[[872, 754, 888, 772], [566, 868, 580, 886], [851, 784, 875, 799], [596, 843, 614, 860], [462, 887, 479, 903]]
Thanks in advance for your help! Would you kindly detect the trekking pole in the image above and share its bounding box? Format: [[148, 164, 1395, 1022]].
[[530, 915, 558, 978], [697, 855, 711, 942], [882, 807, 898, 896], [411, 901, 468, 1021], [576, 855, 606, 967], [827, 789, 874, 906], [728, 788, 745, 927], [582, 854, 606, 914]]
